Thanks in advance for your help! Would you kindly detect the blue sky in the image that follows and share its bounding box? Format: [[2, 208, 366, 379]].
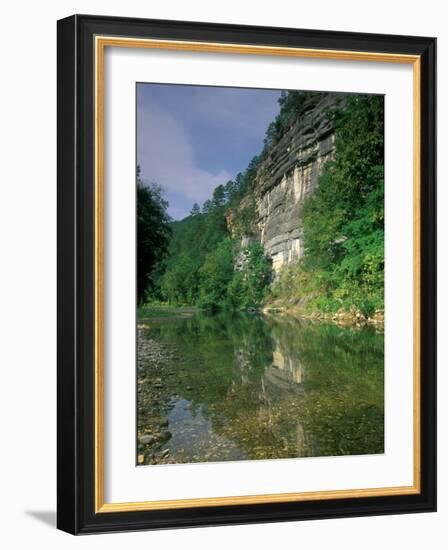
[[137, 83, 281, 220]]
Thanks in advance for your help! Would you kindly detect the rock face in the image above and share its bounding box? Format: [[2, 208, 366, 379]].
[[246, 92, 343, 274]]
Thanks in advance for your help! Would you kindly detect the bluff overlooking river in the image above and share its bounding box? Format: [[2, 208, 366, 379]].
[[141, 90, 384, 321], [229, 92, 341, 275]]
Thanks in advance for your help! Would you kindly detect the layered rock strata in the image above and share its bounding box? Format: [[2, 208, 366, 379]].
[[241, 92, 342, 274]]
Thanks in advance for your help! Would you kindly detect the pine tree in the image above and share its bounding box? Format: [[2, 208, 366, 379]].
[[190, 203, 201, 216]]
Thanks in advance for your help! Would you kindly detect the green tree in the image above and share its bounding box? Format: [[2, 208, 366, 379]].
[[161, 254, 200, 305], [300, 94, 384, 315], [263, 91, 309, 148], [157, 182, 231, 306], [197, 238, 235, 308], [228, 244, 272, 308], [224, 179, 237, 203], [202, 199, 212, 214], [137, 167, 171, 305], [190, 203, 201, 216], [212, 184, 226, 208]]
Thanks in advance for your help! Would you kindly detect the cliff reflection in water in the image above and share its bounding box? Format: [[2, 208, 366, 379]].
[[137, 311, 384, 465]]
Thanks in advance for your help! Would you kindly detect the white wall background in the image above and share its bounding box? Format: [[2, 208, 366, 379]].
[[0, 1, 444, 547]]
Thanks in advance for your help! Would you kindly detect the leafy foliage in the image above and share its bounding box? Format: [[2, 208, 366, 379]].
[[153, 196, 271, 309], [142, 146, 270, 309], [197, 238, 235, 308], [263, 91, 305, 148], [136, 166, 171, 305], [272, 94, 384, 316], [228, 244, 272, 308]]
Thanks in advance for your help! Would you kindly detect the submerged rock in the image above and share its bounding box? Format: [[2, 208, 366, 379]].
[[140, 434, 156, 445]]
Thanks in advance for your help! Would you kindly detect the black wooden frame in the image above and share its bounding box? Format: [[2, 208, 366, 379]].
[[57, 14, 436, 534]]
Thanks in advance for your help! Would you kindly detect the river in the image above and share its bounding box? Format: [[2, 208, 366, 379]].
[[137, 310, 384, 465]]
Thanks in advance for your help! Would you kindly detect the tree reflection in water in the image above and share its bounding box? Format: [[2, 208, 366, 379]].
[[137, 311, 384, 465]]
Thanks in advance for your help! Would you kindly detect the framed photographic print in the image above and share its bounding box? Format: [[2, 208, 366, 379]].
[[57, 14, 436, 534]]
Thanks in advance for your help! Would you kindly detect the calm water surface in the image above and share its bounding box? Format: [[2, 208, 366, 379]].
[[137, 311, 384, 465]]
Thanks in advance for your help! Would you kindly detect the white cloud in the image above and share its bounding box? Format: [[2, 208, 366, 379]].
[[137, 102, 231, 203]]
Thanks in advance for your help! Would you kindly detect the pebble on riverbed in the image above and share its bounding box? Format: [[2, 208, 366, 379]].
[[137, 332, 180, 465]]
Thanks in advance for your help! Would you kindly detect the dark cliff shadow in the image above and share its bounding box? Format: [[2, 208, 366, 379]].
[[26, 510, 56, 528]]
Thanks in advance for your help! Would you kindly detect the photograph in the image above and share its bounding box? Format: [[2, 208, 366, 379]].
[[136, 83, 385, 466], [53, 9, 436, 536], [0, 0, 441, 542]]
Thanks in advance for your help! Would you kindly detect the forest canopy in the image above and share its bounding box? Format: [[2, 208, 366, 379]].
[[137, 166, 172, 305], [144, 162, 272, 309]]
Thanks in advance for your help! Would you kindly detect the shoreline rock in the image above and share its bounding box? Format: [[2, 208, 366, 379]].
[[137, 333, 177, 465], [262, 304, 384, 329]]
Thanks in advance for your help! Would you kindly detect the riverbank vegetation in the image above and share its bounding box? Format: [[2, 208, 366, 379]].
[[270, 95, 384, 317], [138, 92, 384, 318], [143, 160, 272, 310]]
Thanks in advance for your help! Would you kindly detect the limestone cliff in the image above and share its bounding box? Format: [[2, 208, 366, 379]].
[[235, 92, 343, 274]]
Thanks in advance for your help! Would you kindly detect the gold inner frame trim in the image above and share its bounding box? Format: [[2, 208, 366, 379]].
[[94, 35, 421, 514]]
